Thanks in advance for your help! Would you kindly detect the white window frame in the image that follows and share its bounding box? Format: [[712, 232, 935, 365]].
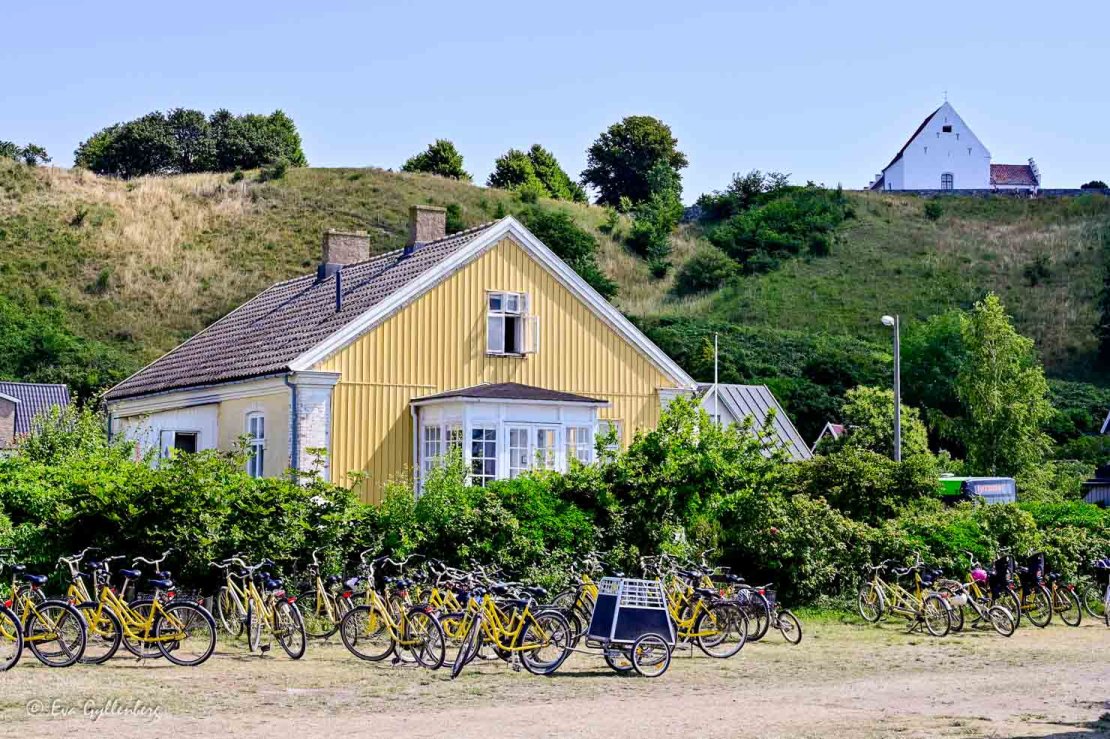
[[422, 425, 444, 478], [469, 425, 498, 487], [160, 429, 200, 459], [534, 427, 558, 470], [486, 291, 539, 356], [565, 426, 593, 465], [246, 412, 265, 478], [597, 420, 622, 453], [508, 426, 532, 478]]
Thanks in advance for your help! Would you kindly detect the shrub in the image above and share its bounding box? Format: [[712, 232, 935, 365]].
[[707, 185, 851, 273], [672, 246, 736, 296], [924, 201, 943, 221], [517, 207, 617, 298], [401, 139, 470, 181], [258, 158, 289, 182], [819, 386, 931, 459]]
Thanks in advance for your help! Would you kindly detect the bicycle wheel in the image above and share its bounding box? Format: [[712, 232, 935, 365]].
[[551, 589, 585, 646], [603, 646, 633, 672], [155, 602, 217, 666], [520, 610, 571, 676], [948, 600, 966, 633], [26, 600, 86, 667], [215, 586, 244, 637], [450, 614, 483, 680], [743, 590, 771, 642], [631, 634, 671, 678], [273, 601, 307, 660], [986, 605, 1016, 637], [402, 607, 445, 670], [123, 599, 164, 659], [0, 604, 23, 671], [75, 602, 122, 664], [778, 609, 803, 645], [1054, 587, 1082, 627], [695, 601, 747, 658], [921, 594, 951, 637], [300, 590, 341, 639], [246, 600, 263, 653], [1077, 582, 1106, 619], [994, 590, 1022, 629], [1025, 586, 1053, 628], [340, 604, 393, 661], [857, 583, 885, 623]]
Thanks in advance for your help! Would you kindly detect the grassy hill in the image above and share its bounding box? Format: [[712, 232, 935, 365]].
[[1, 160, 1108, 399]]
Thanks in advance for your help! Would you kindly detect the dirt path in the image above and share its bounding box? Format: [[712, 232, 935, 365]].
[[0, 617, 1106, 738]]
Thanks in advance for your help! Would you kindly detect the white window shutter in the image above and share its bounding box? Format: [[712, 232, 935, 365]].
[[487, 315, 504, 353], [524, 314, 540, 354]]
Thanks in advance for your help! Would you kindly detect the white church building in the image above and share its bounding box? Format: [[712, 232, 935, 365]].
[[868, 102, 1039, 192]]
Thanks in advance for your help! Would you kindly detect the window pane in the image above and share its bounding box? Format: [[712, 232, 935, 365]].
[[488, 293, 502, 311], [174, 432, 197, 454], [505, 294, 520, 313], [487, 316, 505, 353]]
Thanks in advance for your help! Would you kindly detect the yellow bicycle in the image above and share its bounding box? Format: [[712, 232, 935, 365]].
[[67, 551, 216, 665], [339, 551, 446, 669], [858, 556, 952, 636], [0, 553, 86, 667], [231, 557, 307, 659]]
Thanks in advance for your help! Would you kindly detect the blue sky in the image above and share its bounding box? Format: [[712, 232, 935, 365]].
[[4, 1, 1107, 200]]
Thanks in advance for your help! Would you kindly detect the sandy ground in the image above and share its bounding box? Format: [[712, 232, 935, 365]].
[[0, 615, 1106, 738]]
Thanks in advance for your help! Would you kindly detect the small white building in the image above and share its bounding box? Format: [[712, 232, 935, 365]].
[[868, 102, 1039, 192]]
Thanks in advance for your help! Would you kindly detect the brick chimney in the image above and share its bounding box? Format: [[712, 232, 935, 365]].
[[406, 205, 447, 249], [318, 229, 369, 280]]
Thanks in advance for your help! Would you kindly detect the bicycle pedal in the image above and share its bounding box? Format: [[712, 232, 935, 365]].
[[259, 644, 271, 653]]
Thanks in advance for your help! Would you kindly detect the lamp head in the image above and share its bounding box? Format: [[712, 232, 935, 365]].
[[881, 315, 896, 327]]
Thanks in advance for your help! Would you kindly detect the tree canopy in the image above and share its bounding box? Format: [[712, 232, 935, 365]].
[[957, 293, 1053, 475], [487, 145, 586, 202], [580, 116, 687, 207], [0, 141, 50, 166], [820, 385, 930, 459], [401, 139, 470, 181], [74, 109, 306, 178]]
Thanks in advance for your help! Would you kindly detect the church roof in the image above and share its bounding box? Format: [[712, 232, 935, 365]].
[[990, 164, 1038, 187]]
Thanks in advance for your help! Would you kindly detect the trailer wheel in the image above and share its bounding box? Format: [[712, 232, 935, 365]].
[[603, 646, 633, 672], [631, 634, 671, 678]]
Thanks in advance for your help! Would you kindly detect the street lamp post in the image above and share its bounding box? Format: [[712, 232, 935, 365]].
[[881, 314, 902, 462]]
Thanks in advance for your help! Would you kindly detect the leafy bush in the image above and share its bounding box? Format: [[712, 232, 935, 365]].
[[258, 158, 289, 182], [0, 141, 50, 166], [517, 207, 617, 298], [0, 295, 129, 400], [819, 386, 931, 459], [401, 139, 470, 181], [695, 170, 790, 222], [625, 161, 684, 265], [707, 185, 851, 273], [74, 108, 306, 178], [924, 201, 943, 221], [672, 246, 737, 296]]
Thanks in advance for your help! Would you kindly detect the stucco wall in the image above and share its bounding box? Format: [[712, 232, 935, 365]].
[[888, 104, 991, 190], [217, 390, 291, 477]]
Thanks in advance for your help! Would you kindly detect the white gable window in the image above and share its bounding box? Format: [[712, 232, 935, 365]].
[[566, 426, 593, 464], [246, 413, 265, 477], [487, 291, 539, 356], [941, 173, 954, 190]]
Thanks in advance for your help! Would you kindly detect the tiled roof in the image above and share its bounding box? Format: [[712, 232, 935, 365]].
[[990, 164, 1038, 187], [697, 383, 812, 461], [105, 223, 498, 401], [0, 382, 69, 434], [412, 382, 606, 405]]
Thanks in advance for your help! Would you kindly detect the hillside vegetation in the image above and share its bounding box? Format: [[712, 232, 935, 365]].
[[1, 161, 1108, 399]]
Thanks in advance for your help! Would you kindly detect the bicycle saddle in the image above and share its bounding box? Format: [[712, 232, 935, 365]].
[[264, 578, 282, 590], [11, 564, 26, 573], [21, 573, 47, 585], [693, 587, 718, 600], [119, 568, 142, 579], [490, 583, 511, 597], [524, 586, 548, 601], [148, 578, 174, 589]]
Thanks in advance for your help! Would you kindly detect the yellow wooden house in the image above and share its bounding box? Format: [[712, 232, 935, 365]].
[[104, 206, 696, 503]]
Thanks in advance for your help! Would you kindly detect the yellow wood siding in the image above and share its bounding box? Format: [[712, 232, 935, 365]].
[[316, 236, 679, 503]]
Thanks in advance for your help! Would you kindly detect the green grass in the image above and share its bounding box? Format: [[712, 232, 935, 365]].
[[2, 160, 1109, 394]]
